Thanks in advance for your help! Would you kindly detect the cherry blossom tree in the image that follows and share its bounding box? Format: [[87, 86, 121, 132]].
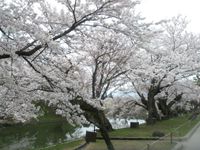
[[104, 96, 146, 120], [127, 16, 200, 123], [2, 0, 200, 149], [0, 0, 146, 149], [78, 29, 133, 100]]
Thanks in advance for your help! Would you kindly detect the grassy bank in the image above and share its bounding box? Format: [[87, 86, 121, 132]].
[[40, 140, 84, 150], [40, 113, 200, 150], [83, 114, 200, 150], [83, 140, 175, 150], [106, 114, 200, 138]]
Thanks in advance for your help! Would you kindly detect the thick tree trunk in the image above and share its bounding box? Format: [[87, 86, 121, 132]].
[[146, 92, 160, 124], [157, 99, 171, 118], [70, 97, 114, 149], [138, 95, 160, 124], [158, 93, 183, 119], [100, 127, 115, 150]]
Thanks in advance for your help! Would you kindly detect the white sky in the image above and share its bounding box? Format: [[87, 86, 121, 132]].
[[138, 0, 200, 33]]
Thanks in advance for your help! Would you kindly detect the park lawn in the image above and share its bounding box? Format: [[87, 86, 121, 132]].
[[40, 140, 84, 150], [84, 114, 199, 150], [106, 114, 200, 138], [41, 113, 200, 150], [83, 140, 175, 150], [84, 140, 149, 150]]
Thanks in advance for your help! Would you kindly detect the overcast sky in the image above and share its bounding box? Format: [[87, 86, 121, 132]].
[[138, 0, 200, 33]]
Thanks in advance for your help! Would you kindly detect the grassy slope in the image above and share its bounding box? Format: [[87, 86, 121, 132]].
[[41, 140, 84, 150], [107, 114, 200, 138], [84, 140, 175, 150], [40, 113, 200, 150], [84, 114, 200, 150]]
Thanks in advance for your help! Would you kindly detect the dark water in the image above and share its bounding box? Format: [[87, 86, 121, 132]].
[[0, 121, 76, 150]]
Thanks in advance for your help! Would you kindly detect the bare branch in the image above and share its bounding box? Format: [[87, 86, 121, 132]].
[[22, 56, 55, 89], [0, 27, 14, 40]]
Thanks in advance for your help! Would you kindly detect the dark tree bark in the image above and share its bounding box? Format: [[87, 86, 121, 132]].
[[100, 127, 115, 150], [146, 89, 160, 123], [157, 93, 183, 118], [132, 75, 175, 123], [71, 96, 114, 150]]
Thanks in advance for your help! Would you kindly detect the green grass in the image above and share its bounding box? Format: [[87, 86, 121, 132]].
[[105, 114, 200, 138], [84, 114, 200, 150], [83, 140, 175, 150], [39, 113, 200, 150], [40, 140, 84, 150], [84, 140, 149, 150]]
